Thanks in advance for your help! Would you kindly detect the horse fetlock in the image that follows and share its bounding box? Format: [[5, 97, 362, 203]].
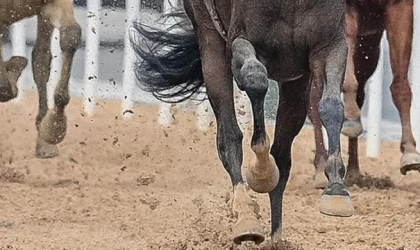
[[324, 153, 346, 183], [39, 108, 67, 145], [60, 24, 82, 52], [341, 118, 363, 138], [313, 164, 328, 189], [232, 184, 265, 245], [54, 88, 70, 108]]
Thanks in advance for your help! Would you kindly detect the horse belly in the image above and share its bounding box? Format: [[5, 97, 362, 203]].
[[263, 51, 309, 83], [0, 0, 45, 25]]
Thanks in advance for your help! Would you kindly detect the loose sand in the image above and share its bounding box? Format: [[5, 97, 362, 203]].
[[0, 93, 419, 249]]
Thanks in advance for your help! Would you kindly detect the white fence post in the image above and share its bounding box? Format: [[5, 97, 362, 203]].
[[84, 0, 101, 116], [366, 33, 386, 157], [10, 21, 27, 101], [411, 0, 420, 152], [47, 28, 62, 109], [122, 0, 140, 118], [157, 0, 178, 126]]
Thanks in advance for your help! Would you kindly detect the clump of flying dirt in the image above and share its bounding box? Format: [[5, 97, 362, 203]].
[[346, 173, 394, 190]]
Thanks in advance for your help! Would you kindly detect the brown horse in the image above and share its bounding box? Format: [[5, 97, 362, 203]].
[[0, 0, 81, 158], [132, 0, 353, 245], [309, 0, 420, 188]]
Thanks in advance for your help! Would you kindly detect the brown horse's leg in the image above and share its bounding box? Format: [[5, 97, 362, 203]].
[[308, 76, 328, 189], [311, 38, 354, 217], [269, 74, 310, 241], [38, 1, 81, 153], [31, 11, 56, 158], [342, 8, 363, 138], [346, 32, 382, 181], [231, 38, 279, 194], [385, 0, 420, 174], [192, 21, 264, 246]]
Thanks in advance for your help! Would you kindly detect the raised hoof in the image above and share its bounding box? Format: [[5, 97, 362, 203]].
[[313, 170, 328, 189], [341, 118, 363, 138], [400, 152, 420, 175], [0, 85, 17, 102], [36, 137, 59, 159], [319, 183, 354, 217], [233, 217, 265, 245], [245, 166, 279, 193], [246, 142, 280, 193]]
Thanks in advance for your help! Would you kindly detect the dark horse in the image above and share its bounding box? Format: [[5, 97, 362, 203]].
[[308, 0, 420, 188], [132, 0, 352, 244]]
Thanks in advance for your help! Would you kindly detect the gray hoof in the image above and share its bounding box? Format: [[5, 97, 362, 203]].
[[36, 137, 59, 159]]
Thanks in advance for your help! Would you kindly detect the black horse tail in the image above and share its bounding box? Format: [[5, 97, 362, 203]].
[[130, 10, 204, 103]]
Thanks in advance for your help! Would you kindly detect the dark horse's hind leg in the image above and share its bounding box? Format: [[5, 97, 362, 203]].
[[195, 31, 264, 244], [231, 38, 279, 194], [269, 74, 310, 241], [311, 39, 354, 217], [385, 0, 420, 174]]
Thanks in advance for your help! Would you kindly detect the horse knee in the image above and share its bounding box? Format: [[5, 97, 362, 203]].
[[239, 59, 268, 99], [60, 23, 82, 53]]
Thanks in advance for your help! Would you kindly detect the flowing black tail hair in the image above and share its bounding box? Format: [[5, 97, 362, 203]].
[[130, 10, 205, 103]]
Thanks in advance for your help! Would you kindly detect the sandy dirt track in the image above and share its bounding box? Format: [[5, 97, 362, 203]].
[[0, 92, 419, 250]]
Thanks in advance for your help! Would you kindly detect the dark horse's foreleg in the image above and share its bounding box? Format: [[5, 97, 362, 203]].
[[231, 38, 279, 194], [196, 32, 264, 244], [311, 39, 354, 217], [385, 0, 420, 174], [269, 74, 310, 241]]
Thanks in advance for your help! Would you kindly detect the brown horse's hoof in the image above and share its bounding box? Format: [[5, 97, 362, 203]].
[[341, 118, 363, 138], [36, 137, 59, 159], [39, 109, 67, 145], [400, 152, 420, 175], [233, 217, 265, 245], [0, 84, 17, 102], [319, 183, 353, 217]]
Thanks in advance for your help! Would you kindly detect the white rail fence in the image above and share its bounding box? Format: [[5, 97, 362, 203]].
[[6, 0, 420, 156]]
